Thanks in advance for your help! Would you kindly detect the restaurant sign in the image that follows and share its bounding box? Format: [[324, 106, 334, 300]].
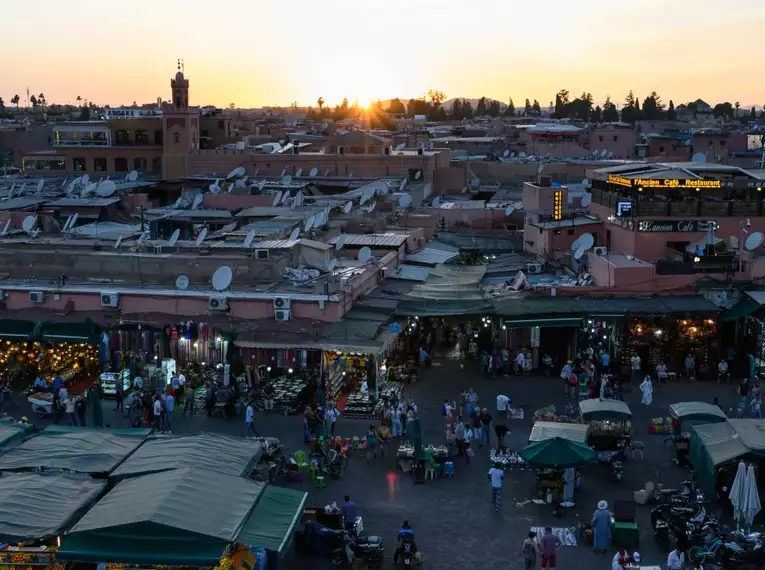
[[607, 175, 721, 189], [637, 220, 717, 233]]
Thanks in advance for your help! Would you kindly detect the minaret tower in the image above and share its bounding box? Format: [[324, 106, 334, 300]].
[[162, 59, 199, 178]]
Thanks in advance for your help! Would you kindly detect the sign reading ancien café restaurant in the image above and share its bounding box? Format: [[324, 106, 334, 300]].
[[607, 175, 722, 189], [637, 220, 717, 233]]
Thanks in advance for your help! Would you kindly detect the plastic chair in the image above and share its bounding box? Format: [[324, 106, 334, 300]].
[[631, 441, 644, 459], [443, 460, 454, 478], [309, 461, 320, 480], [294, 450, 309, 472], [316, 475, 326, 488]]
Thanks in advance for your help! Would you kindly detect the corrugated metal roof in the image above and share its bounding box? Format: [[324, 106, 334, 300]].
[[405, 247, 459, 265], [439, 201, 487, 210], [252, 239, 299, 249], [299, 238, 332, 251], [389, 265, 431, 281], [48, 198, 120, 207], [327, 233, 407, 247], [0, 197, 48, 211], [146, 209, 233, 219]]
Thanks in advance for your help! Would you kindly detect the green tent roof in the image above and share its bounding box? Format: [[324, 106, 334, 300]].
[[0, 473, 106, 542], [0, 424, 28, 453], [579, 398, 632, 421], [520, 436, 597, 468], [237, 485, 307, 553], [670, 401, 727, 423]]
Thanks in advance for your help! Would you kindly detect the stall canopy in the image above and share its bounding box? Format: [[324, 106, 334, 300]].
[[520, 437, 597, 468], [529, 421, 588, 444], [0, 473, 106, 542], [0, 424, 27, 453], [0, 426, 151, 475], [689, 419, 765, 493], [496, 298, 585, 328], [57, 468, 307, 564], [669, 402, 727, 424], [580, 399, 632, 421], [110, 433, 265, 480]]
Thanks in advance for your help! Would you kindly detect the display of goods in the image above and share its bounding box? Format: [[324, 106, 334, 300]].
[[489, 449, 526, 470], [534, 405, 558, 421], [588, 420, 632, 436]]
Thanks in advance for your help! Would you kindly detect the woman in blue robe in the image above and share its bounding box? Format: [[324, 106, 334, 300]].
[[592, 500, 611, 553]]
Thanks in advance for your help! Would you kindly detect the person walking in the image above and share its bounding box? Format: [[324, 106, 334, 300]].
[[539, 527, 561, 570], [164, 391, 175, 432], [466, 388, 479, 417], [152, 396, 163, 431], [245, 401, 259, 437], [0, 377, 15, 414], [454, 416, 466, 457], [639, 375, 653, 407], [522, 531, 538, 570], [114, 383, 124, 412], [480, 408, 492, 447], [62, 395, 77, 426], [488, 461, 504, 511], [463, 422, 475, 464], [75, 394, 87, 426]]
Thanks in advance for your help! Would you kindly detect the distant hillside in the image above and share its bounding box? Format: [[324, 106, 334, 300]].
[[443, 97, 506, 109]]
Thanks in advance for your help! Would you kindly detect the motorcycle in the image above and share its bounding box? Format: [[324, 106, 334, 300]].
[[650, 480, 707, 530], [396, 540, 422, 569], [331, 531, 384, 569], [610, 455, 624, 482]]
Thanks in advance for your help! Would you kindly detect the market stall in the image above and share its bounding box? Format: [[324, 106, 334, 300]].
[[0, 425, 151, 476], [56, 468, 307, 567], [689, 419, 765, 497], [579, 399, 633, 455], [529, 421, 588, 444], [668, 401, 728, 465], [255, 374, 310, 415], [0, 339, 99, 391], [109, 432, 269, 480], [519, 437, 597, 502], [0, 423, 27, 455]]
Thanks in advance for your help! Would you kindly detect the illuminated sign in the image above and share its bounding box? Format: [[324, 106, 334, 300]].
[[637, 220, 717, 233], [616, 201, 632, 217], [607, 175, 721, 189], [553, 190, 563, 221]]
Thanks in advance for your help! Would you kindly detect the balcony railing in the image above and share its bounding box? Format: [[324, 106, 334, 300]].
[[592, 189, 763, 217], [53, 139, 110, 147]]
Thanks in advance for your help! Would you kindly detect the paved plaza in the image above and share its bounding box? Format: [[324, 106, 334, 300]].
[[5, 360, 741, 570]]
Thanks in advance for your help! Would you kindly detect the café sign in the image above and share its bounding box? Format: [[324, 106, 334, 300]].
[[607, 175, 721, 189], [637, 220, 717, 233]]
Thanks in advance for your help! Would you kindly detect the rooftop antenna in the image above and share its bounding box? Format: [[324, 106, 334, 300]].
[[342, 200, 353, 214], [211, 265, 233, 292], [114, 236, 123, 248], [1, 220, 10, 235], [289, 227, 300, 241], [192, 194, 204, 209], [195, 227, 208, 246], [175, 275, 190, 290], [168, 229, 180, 247], [358, 246, 372, 263], [272, 191, 283, 206], [282, 174, 293, 185], [62, 215, 73, 231], [295, 168, 303, 177], [127, 170, 138, 182], [36, 179, 45, 193], [335, 234, 347, 250], [96, 180, 117, 197], [244, 229, 256, 248], [309, 168, 318, 177], [68, 212, 79, 230], [398, 178, 407, 192]]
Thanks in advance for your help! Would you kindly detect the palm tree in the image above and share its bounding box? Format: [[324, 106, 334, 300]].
[[317, 96, 324, 112], [735, 101, 740, 118], [38, 93, 46, 107], [76, 95, 82, 106], [11, 94, 19, 108]]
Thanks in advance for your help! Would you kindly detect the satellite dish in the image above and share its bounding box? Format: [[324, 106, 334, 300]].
[[69, 212, 79, 229], [432, 196, 441, 208], [192, 194, 204, 209], [360, 186, 375, 205], [195, 228, 208, 246], [571, 237, 582, 251], [36, 179, 45, 193], [280, 191, 291, 205], [358, 247, 372, 262], [537, 163, 545, 174], [581, 193, 592, 207], [289, 227, 300, 241], [295, 168, 303, 177], [395, 143, 406, 151], [326, 259, 338, 272], [114, 236, 123, 248], [282, 174, 293, 185], [272, 191, 283, 206], [398, 178, 407, 192], [211, 265, 233, 291], [582, 178, 590, 187], [294, 192, 304, 207], [691, 152, 706, 163], [309, 168, 318, 177], [168, 229, 180, 247], [209, 183, 221, 194], [335, 234, 347, 250], [81, 174, 90, 185], [471, 177, 480, 188], [414, 170, 422, 180], [343, 201, 353, 214], [745, 232, 764, 251], [504, 205, 514, 216], [96, 180, 117, 197], [226, 166, 246, 179], [127, 170, 138, 182], [316, 210, 328, 227], [503, 150, 510, 158], [304, 215, 316, 232], [1, 220, 10, 235], [22, 216, 36, 232], [175, 275, 190, 290], [244, 229, 256, 248], [258, 180, 267, 191], [578, 233, 595, 251], [365, 202, 376, 213], [398, 194, 412, 208], [574, 246, 586, 260]]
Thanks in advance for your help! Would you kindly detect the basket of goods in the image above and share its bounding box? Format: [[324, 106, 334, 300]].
[[534, 405, 558, 422], [489, 448, 526, 470]]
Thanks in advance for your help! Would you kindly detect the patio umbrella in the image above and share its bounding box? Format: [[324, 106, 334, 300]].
[[519, 436, 597, 468], [744, 464, 761, 528], [728, 460, 747, 528]]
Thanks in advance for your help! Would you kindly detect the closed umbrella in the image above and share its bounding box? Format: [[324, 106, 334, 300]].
[[519, 436, 597, 468], [728, 460, 747, 528], [744, 464, 761, 528]]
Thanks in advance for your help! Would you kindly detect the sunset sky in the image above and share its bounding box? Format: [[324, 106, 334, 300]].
[[2, 0, 763, 109]]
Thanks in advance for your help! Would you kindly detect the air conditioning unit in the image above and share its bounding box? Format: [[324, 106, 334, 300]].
[[526, 263, 543, 274], [153, 246, 163, 254], [593, 247, 607, 256], [101, 293, 119, 307], [209, 296, 229, 311], [29, 291, 45, 303], [254, 249, 269, 259], [275, 309, 291, 322], [273, 297, 291, 310]]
